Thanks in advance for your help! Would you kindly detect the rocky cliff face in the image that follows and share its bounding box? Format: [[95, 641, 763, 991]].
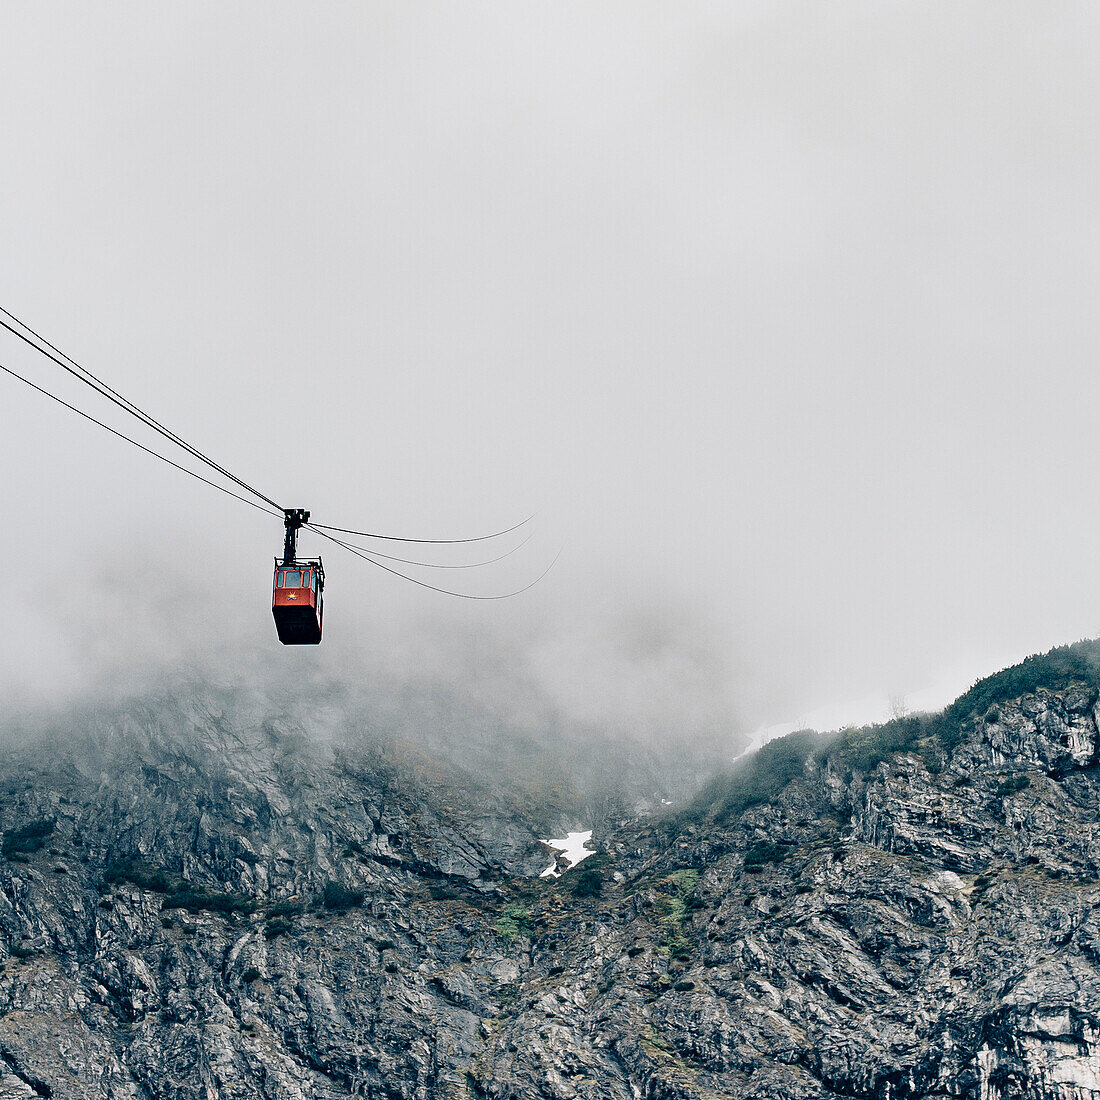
[[1, 670, 1100, 1099]]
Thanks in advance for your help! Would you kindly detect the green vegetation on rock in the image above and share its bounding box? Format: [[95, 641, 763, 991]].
[[688, 730, 823, 825], [104, 857, 173, 893], [743, 840, 790, 873], [322, 881, 365, 911], [996, 775, 1031, 797], [657, 869, 700, 954], [2, 818, 55, 859], [163, 885, 255, 916], [103, 856, 255, 915], [572, 866, 603, 898], [686, 640, 1100, 825], [494, 903, 532, 941]]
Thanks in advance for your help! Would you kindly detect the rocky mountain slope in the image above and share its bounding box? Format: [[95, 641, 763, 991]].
[[2, 647, 1100, 1098]]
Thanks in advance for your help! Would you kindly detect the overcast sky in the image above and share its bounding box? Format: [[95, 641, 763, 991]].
[[1, 3, 1098, 747]]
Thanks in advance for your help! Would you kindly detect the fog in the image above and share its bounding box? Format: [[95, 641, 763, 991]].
[[2, 3, 1099, 755]]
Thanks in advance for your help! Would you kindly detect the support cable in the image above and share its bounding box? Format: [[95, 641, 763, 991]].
[[0, 307, 281, 510], [0, 304, 552, 591], [307, 523, 560, 600], [337, 528, 536, 570], [310, 514, 534, 545], [0, 358, 282, 519]]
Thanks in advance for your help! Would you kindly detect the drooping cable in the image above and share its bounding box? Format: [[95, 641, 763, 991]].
[[310, 513, 534, 545], [307, 523, 560, 599], [0, 304, 551, 592], [336, 528, 536, 570], [0, 307, 281, 510], [0, 359, 283, 519]]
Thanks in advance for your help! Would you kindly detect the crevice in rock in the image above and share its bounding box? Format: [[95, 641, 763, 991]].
[[0, 1056, 53, 1098]]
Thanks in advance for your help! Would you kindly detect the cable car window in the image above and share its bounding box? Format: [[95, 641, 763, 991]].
[[275, 570, 285, 588], [283, 570, 302, 587], [301, 569, 312, 588]]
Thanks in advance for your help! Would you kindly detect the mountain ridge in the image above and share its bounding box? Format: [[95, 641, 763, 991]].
[[2, 643, 1100, 1097]]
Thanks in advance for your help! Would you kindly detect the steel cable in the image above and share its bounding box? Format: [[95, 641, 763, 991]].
[[0, 358, 282, 519], [307, 523, 560, 600], [0, 304, 553, 594], [335, 528, 536, 569], [0, 307, 281, 510], [310, 513, 534, 545]]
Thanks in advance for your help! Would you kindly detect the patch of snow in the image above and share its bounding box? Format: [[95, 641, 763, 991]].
[[540, 829, 594, 878]]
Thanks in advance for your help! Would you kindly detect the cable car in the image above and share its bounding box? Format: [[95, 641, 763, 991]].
[[272, 508, 324, 645]]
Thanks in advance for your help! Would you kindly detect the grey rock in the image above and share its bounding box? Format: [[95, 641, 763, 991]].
[[1, 680, 1100, 1096]]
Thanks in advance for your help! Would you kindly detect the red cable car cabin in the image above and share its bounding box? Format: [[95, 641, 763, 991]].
[[272, 559, 324, 645]]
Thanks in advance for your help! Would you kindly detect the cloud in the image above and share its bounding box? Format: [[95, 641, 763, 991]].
[[1, 2, 1098, 742]]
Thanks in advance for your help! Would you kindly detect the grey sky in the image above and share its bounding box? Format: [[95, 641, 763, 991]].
[[2, 3, 1098, 745]]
